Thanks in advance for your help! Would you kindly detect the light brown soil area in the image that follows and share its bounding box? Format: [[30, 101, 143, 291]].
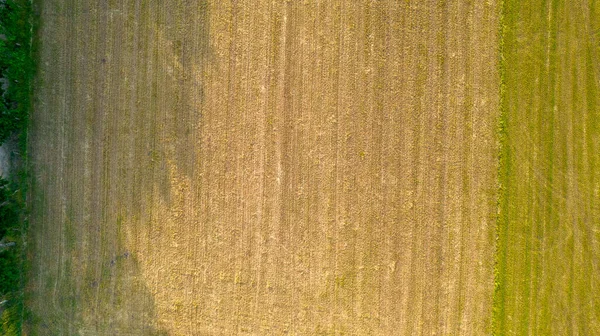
[[28, 1, 499, 335]]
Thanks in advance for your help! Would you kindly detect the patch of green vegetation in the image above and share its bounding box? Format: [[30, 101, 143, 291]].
[[0, 177, 28, 335], [492, 0, 509, 333], [0, 0, 35, 147], [493, 0, 600, 334], [0, 0, 35, 335]]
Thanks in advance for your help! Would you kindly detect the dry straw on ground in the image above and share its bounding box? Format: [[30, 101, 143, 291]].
[[28, 1, 499, 335]]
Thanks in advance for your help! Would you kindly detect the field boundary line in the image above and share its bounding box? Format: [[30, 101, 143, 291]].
[[492, 0, 508, 334]]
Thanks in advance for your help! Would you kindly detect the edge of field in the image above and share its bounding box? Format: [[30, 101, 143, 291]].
[[492, 0, 509, 333], [0, 0, 38, 334]]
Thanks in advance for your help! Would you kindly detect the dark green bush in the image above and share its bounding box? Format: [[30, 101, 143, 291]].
[[0, 0, 33, 334], [0, 176, 26, 335], [0, 248, 20, 296], [0, 179, 20, 236], [0, 0, 34, 144]]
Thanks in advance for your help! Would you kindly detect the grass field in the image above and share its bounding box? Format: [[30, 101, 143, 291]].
[[27, 0, 500, 335], [494, 0, 600, 334]]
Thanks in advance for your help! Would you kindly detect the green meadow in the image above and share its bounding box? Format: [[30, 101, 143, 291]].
[[495, 0, 600, 334]]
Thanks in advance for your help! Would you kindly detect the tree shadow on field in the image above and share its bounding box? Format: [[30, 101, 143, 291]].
[[85, 0, 212, 210], [145, 0, 211, 206], [82, 250, 169, 336], [27, 1, 211, 333], [35, 259, 168, 335], [27, 194, 168, 335]]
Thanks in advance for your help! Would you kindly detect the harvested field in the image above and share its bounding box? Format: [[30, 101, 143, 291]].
[[494, 0, 600, 334], [27, 0, 499, 335]]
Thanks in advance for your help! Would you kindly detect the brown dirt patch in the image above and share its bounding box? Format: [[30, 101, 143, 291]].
[[28, 1, 499, 335]]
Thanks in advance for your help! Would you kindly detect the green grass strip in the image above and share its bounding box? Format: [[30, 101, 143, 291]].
[[492, 0, 509, 334]]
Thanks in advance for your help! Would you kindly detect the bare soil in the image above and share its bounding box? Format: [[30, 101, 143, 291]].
[[28, 1, 499, 335]]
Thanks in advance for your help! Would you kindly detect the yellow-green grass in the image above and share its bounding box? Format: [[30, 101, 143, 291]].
[[494, 0, 600, 334]]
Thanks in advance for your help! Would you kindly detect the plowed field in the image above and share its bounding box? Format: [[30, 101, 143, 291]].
[[28, 1, 499, 335]]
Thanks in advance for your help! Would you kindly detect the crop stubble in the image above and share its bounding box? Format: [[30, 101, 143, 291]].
[[28, 1, 499, 335]]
